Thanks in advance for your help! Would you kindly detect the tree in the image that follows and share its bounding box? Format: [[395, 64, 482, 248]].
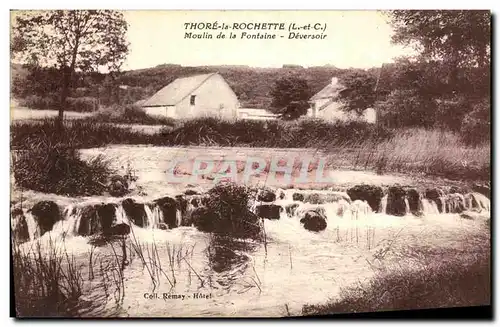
[[11, 10, 129, 123], [337, 71, 377, 115], [269, 75, 311, 120], [387, 10, 490, 79]]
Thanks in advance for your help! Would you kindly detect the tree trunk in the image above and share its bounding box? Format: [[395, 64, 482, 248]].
[[58, 68, 70, 128], [58, 34, 80, 128]]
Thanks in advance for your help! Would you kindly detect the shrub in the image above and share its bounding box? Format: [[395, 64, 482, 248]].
[[461, 98, 490, 145], [200, 182, 262, 239], [159, 117, 393, 148], [12, 144, 114, 196], [376, 89, 437, 129]]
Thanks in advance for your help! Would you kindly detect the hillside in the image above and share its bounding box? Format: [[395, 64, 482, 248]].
[[117, 64, 376, 108]]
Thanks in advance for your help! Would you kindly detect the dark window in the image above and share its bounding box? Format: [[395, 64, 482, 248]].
[[190, 95, 196, 105]]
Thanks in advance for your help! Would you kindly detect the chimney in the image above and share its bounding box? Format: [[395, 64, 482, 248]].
[[331, 77, 338, 85]]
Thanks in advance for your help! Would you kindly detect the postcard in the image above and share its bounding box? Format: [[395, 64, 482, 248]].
[[10, 9, 491, 318]]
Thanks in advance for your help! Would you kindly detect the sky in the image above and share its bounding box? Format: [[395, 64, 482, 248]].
[[122, 10, 418, 70]]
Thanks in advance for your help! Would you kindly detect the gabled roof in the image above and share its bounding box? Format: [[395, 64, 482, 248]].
[[310, 78, 346, 101], [141, 72, 217, 107]]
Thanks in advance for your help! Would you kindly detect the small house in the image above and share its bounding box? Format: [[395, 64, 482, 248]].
[[141, 73, 239, 119], [308, 77, 376, 124]]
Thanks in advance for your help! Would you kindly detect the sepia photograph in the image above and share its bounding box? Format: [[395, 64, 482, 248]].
[[9, 9, 491, 318]]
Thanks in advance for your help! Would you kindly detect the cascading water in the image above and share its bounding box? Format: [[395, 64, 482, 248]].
[[421, 199, 439, 214], [13, 189, 492, 244], [23, 210, 39, 241]]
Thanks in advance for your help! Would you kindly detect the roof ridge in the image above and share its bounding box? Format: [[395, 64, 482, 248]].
[[174, 72, 218, 106]]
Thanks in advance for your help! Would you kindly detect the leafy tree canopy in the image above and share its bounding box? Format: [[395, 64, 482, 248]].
[[11, 10, 129, 121], [387, 10, 490, 69], [269, 75, 311, 120], [337, 71, 377, 114]]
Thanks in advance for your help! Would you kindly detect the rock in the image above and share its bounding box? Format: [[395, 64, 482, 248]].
[[386, 186, 407, 216], [155, 196, 180, 229], [347, 185, 384, 212], [175, 195, 189, 217], [190, 197, 201, 208], [300, 210, 327, 232], [108, 175, 129, 197], [106, 223, 130, 236], [97, 203, 117, 233], [256, 204, 282, 220], [121, 198, 148, 227], [191, 207, 217, 232], [425, 188, 446, 213], [292, 193, 304, 201], [30, 201, 61, 235], [78, 205, 101, 236], [406, 189, 421, 215], [276, 189, 286, 200], [257, 189, 276, 202], [184, 189, 200, 196], [285, 203, 300, 217]]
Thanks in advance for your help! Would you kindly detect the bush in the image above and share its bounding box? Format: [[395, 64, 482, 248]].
[[199, 182, 262, 239], [376, 89, 437, 129], [13, 144, 114, 196], [461, 98, 490, 145], [159, 117, 393, 148]]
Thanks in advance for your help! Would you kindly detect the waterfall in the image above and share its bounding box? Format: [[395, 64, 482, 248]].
[[23, 210, 39, 241], [279, 207, 289, 220], [144, 204, 156, 228], [380, 195, 388, 214], [421, 199, 439, 215], [404, 197, 410, 215], [176, 209, 182, 227], [115, 205, 129, 224], [51, 205, 82, 238]]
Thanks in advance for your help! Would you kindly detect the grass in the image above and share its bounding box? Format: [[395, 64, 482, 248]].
[[302, 244, 490, 316], [323, 128, 490, 182], [12, 239, 85, 317]]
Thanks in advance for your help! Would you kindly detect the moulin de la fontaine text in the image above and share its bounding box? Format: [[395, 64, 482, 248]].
[[183, 22, 328, 40]]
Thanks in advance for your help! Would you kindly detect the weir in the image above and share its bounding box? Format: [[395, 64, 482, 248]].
[[11, 186, 491, 243]]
